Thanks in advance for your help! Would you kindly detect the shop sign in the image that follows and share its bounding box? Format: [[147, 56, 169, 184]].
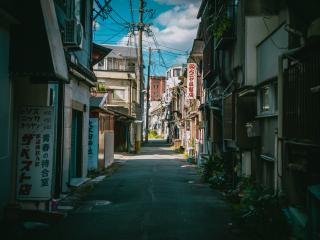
[[88, 118, 99, 170], [187, 63, 197, 99], [16, 106, 54, 200]]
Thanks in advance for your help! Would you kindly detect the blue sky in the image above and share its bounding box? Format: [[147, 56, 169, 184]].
[[93, 0, 201, 76]]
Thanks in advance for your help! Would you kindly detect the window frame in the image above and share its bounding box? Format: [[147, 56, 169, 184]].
[[257, 79, 278, 117]]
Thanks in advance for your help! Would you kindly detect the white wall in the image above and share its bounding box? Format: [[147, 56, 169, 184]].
[[104, 131, 114, 167], [245, 16, 279, 86]]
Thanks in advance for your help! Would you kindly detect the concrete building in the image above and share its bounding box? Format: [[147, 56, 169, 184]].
[[195, 0, 320, 237], [150, 76, 166, 101], [163, 64, 187, 142], [93, 44, 138, 152], [0, 0, 99, 220]]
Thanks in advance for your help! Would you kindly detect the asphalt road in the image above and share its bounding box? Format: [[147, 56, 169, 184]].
[[24, 140, 236, 240]]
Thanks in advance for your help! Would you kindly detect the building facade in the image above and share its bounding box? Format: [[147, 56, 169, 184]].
[[0, 0, 97, 220], [150, 76, 166, 101], [93, 44, 138, 152]]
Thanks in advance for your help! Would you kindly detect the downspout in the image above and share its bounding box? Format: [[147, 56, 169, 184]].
[[129, 78, 132, 115], [276, 46, 304, 194], [54, 81, 64, 198]]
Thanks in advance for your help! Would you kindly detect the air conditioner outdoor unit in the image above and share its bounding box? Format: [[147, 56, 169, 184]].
[[64, 18, 83, 50]]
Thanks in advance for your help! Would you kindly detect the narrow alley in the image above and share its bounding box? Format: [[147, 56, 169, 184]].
[[22, 140, 235, 240], [1, 1, 320, 239]]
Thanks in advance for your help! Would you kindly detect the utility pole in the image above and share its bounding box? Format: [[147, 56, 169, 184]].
[[138, 0, 144, 109], [145, 47, 151, 143], [135, 0, 144, 153]]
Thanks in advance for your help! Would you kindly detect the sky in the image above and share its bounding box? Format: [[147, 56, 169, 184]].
[[93, 0, 201, 77]]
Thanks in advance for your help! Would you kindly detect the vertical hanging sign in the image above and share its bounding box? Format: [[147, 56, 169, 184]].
[[187, 63, 197, 99], [88, 118, 99, 170], [16, 106, 54, 200]]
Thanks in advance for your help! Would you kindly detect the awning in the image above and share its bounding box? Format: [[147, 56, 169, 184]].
[[92, 43, 112, 66], [10, 0, 68, 82]]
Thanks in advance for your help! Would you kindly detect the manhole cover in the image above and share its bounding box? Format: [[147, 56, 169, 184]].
[[93, 200, 112, 206]]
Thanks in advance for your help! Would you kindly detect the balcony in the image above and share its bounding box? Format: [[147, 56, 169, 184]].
[[213, 1, 237, 50], [106, 66, 136, 72]]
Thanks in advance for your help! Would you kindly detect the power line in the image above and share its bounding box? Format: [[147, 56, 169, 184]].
[[100, 26, 129, 43], [109, 6, 130, 24], [108, 13, 129, 27]]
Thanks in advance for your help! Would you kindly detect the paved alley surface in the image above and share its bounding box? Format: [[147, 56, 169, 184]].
[[26, 140, 236, 240]]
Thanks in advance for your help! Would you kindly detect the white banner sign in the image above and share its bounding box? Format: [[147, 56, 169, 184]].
[[16, 106, 54, 200], [187, 63, 197, 99], [88, 118, 99, 170]]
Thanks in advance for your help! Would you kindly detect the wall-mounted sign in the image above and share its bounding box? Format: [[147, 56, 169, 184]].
[[187, 63, 197, 99], [16, 106, 54, 200], [88, 118, 99, 170]]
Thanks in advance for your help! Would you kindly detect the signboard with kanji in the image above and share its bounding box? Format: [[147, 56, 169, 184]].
[[16, 106, 54, 200], [187, 63, 197, 99], [88, 118, 99, 170]]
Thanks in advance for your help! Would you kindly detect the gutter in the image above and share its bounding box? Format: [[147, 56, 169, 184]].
[[69, 67, 95, 87]]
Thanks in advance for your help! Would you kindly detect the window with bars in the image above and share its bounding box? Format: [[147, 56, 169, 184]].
[[257, 80, 278, 116]]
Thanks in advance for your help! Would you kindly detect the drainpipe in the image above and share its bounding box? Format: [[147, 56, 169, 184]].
[[276, 46, 304, 194], [54, 81, 64, 198]]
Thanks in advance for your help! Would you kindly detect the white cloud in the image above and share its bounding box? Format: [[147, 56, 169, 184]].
[[150, 4, 200, 51], [117, 2, 200, 71]]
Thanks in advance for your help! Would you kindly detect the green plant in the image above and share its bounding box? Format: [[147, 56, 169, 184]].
[[174, 146, 185, 154], [213, 16, 231, 39], [148, 130, 163, 139], [199, 154, 224, 182], [208, 171, 226, 189], [97, 84, 106, 92], [226, 178, 290, 239]]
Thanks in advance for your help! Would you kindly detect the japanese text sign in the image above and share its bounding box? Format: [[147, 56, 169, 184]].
[[187, 63, 197, 99], [16, 106, 54, 200], [88, 118, 99, 170]]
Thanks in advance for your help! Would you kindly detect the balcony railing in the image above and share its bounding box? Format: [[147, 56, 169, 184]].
[[106, 66, 136, 72]]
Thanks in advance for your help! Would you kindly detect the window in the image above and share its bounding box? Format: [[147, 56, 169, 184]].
[[113, 89, 125, 101], [107, 58, 114, 70], [97, 59, 104, 70], [173, 68, 181, 77], [167, 70, 171, 79], [261, 86, 270, 112], [106, 58, 132, 71], [132, 84, 137, 102], [258, 80, 278, 116]]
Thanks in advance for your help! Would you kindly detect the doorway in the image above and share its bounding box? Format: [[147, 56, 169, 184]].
[[70, 109, 83, 178]]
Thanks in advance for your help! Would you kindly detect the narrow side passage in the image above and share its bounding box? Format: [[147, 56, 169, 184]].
[[26, 140, 236, 240]]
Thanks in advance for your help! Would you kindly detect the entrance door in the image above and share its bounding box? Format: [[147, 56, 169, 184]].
[[70, 109, 83, 178]]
